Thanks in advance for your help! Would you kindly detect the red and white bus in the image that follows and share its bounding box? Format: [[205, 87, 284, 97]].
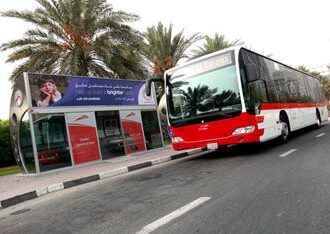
[[146, 47, 328, 150]]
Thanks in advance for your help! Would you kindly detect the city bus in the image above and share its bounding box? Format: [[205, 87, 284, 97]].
[[146, 47, 328, 150]]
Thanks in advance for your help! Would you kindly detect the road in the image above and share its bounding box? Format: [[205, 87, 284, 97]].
[[0, 124, 329, 234]]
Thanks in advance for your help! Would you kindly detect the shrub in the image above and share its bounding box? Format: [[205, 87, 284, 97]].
[[0, 120, 16, 167]]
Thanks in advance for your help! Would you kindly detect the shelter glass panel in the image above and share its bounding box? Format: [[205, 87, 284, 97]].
[[33, 113, 72, 172], [95, 111, 125, 159], [19, 111, 36, 173], [141, 111, 163, 150]]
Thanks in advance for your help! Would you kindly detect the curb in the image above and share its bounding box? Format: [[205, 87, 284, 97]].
[[0, 148, 207, 210]]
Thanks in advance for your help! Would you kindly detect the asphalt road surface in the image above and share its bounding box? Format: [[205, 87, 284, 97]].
[[1, 124, 329, 234]]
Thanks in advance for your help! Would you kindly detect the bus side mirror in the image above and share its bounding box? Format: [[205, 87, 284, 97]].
[[145, 78, 163, 96], [245, 63, 259, 81], [145, 79, 152, 97]]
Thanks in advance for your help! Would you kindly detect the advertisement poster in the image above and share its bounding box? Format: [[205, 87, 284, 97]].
[[66, 112, 101, 164], [120, 111, 146, 154], [26, 73, 155, 108]]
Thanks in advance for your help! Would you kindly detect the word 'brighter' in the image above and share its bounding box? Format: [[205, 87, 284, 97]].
[[107, 89, 124, 96]]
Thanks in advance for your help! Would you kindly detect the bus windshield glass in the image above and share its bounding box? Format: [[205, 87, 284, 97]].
[[167, 51, 242, 126]]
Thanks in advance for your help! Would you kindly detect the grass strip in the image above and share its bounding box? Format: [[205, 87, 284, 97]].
[[0, 166, 21, 176]]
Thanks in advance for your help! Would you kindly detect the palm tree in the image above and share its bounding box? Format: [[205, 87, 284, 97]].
[[191, 33, 240, 59], [142, 22, 201, 78], [0, 0, 146, 82]]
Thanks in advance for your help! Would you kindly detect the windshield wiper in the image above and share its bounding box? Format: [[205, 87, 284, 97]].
[[171, 118, 198, 126], [206, 111, 232, 118], [171, 112, 234, 127], [172, 108, 243, 127]]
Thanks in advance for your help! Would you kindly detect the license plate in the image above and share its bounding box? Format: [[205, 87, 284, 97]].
[[207, 143, 218, 150]]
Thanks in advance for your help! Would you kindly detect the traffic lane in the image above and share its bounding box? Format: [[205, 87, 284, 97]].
[[0, 124, 329, 233], [157, 125, 330, 234], [119, 125, 330, 233], [136, 125, 329, 234]]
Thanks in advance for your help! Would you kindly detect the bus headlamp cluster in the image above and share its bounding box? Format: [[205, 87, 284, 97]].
[[171, 136, 184, 143], [232, 126, 255, 135]]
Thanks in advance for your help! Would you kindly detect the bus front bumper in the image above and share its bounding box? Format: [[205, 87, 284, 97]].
[[171, 129, 263, 151]]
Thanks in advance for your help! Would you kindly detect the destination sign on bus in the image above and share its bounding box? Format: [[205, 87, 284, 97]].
[[170, 52, 234, 81]]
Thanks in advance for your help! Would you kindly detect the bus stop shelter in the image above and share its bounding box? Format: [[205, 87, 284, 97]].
[[9, 73, 163, 174]]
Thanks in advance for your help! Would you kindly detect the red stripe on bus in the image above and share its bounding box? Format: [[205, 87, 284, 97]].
[[260, 103, 326, 110]]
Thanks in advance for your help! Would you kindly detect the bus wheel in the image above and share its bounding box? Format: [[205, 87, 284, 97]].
[[315, 111, 322, 129], [279, 117, 290, 143]]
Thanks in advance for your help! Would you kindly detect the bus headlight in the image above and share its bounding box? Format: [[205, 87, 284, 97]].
[[232, 126, 255, 135], [171, 136, 184, 143]]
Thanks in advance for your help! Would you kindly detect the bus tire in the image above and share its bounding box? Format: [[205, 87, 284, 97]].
[[279, 115, 290, 143], [315, 110, 322, 129]]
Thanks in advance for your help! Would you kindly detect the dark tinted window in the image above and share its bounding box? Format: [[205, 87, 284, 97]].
[[239, 49, 325, 103]]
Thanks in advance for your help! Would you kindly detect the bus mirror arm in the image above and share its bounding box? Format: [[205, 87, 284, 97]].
[[145, 78, 164, 96]]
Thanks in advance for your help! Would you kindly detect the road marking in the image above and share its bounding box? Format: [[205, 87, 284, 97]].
[[316, 133, 326, 138], [279, 149, 298, 158], [137, 197, 211, 234]]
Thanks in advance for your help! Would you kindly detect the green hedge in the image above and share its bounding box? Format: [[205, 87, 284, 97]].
[[0, 120, 16, 167]]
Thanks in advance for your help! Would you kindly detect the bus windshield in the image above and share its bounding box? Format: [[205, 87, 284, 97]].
[[167, 52, 242, 127]]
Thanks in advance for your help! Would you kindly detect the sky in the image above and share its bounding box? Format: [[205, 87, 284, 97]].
[[1, 0, 330, 119]]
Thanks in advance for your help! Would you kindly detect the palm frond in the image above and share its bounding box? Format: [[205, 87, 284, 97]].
[[191, 33, 240, 59], [143, 22, 201, 78]]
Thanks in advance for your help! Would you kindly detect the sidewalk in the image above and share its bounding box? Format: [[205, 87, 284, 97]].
[[0, 145, 207, 209]]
